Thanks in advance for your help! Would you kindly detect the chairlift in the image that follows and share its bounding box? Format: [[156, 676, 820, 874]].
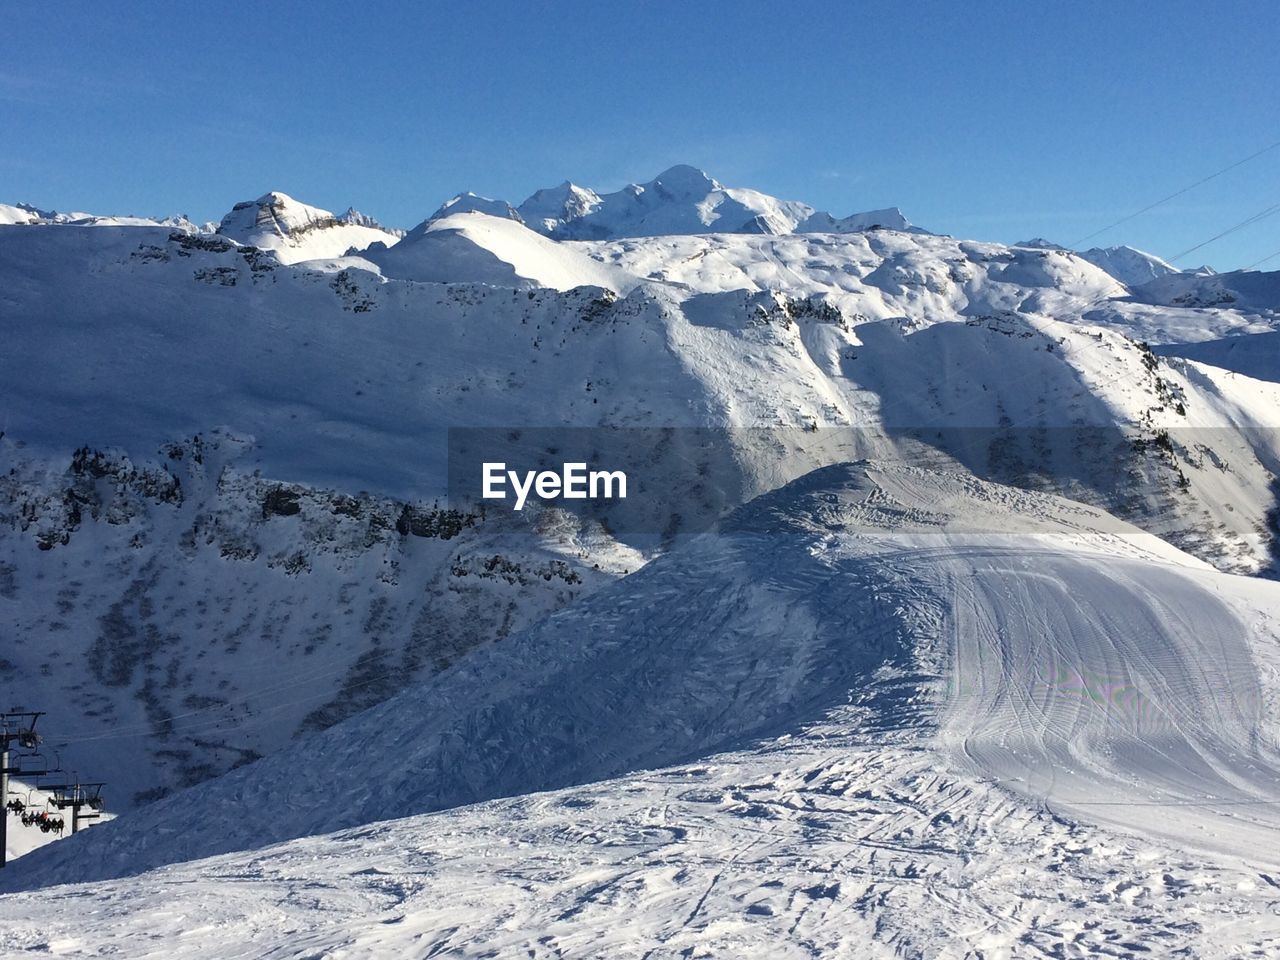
[[9, 750, 52, 779]]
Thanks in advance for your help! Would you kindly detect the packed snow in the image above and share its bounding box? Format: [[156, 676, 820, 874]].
[[5, 464, 1280, 957]]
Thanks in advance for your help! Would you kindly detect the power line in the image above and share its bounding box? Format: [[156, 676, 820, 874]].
[[1167, 200, 1280, 262], [1244, 248, 1280, 271], [1070, 137, 1280, 248]]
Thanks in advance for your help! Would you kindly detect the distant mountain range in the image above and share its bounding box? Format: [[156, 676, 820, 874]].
[[5, 166, 1243, 289]]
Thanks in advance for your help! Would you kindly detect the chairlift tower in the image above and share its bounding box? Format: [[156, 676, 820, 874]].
[[1, 710, 48, 869]]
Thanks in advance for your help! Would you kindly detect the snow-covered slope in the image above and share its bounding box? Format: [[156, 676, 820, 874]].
[[1156, 330, 1280, 382], [426, 191, 523, 223], [365, 212, 635, 291], [6, 729, 1278, 958], [7, 167, 1280, 953], [10, 464, 1280, 904], [1077, 244, 1186, 287], [1131, 266, 1280, 312], [0, 201, 200, 230], [0, 432, 633, 808], [215, 191, 400, 263]]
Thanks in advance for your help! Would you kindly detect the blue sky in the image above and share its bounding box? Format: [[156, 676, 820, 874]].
[[5, 0, 1278, 269]]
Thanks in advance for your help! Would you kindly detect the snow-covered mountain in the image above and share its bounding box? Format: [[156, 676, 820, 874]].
[[1077, 244, 1187, 286], [1017, 238, 1210, 289], [4, 206, 1280, 817], [426, 191, 523, 223], [517, 179, 604, 232], [1156, 329, 1280, 383], [1131, 265, 1280, 311], [215, 191, 402, 263], [0, 201, 201, 231], [364, 211, 631, 290], [526, 164, 817, 238], [7, 167, 1280, 952], [425, 165, 925, 240], [7, 463, 1280, 956]]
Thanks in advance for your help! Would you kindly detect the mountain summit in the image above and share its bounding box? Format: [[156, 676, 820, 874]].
[[426, 164, 926, 240], [216, 191, 401, 263]]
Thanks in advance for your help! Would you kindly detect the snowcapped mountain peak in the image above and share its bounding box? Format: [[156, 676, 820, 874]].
[[500, 165, 931, 240], [1077, 244, 1185, 288], [1009, 240, 1201, 289], [216, 191, 400, 263], [518, 164, 815, 240], [516, 180, 603, 233], [338, 206, 401, 235], [426, 191, 524, 224], [1014, 237, 1069, 250], [796, 205, 920, 234], [645, 163, 722, 198], [218, 191, 333, 238]]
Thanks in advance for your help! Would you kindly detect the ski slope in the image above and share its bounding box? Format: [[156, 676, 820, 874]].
[[4, 463, 1280, 956], [10, 463, 1280, 876]]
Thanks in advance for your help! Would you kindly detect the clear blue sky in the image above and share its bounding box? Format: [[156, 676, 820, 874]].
[[5, 1, 1278, 269]]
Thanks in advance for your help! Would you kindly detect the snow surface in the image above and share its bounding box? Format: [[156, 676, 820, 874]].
[[5, 464, 1280, 957], [1077, 244, 1186, 287], [1156, 331, 1280, 383], [1131, 267, 1280, 313], [365, 212, 634, 291]]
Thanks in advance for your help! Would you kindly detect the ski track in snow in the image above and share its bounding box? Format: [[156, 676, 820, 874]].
[[5, 464, 1280, 956], [937, 549, 1280, 861], [3, 736, 1279, 958]]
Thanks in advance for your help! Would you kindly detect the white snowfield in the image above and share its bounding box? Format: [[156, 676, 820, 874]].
[[363, 211, 633, 291], [4, 464, 1280, 957]]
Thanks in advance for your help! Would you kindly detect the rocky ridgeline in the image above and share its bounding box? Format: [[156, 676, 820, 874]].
[[0, 433, 615, 804]]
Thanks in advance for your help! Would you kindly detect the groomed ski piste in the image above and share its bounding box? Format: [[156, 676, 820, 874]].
[[3, 463, 1280, 958]]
